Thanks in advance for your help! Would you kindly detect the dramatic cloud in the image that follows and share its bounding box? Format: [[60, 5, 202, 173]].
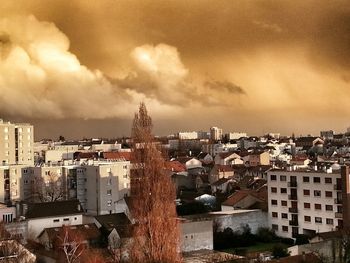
[[0, 15, 139, 119], [1, 0, 350, 138]]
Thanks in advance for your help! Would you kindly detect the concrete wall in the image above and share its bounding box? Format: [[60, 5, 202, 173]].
[[180, 219, 213, 252], [213, 210, 268, 234]]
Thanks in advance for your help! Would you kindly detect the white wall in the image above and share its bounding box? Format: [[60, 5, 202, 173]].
[[27, 214, 83, 240], [180, 219, 213, 252]]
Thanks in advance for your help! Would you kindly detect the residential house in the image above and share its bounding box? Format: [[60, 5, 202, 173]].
[[197, 152, 213, 165], [209, 165, 234, 183], [23, 200, 84, 240], [37, 223, 101, 250], [214, 152, 242, 165]]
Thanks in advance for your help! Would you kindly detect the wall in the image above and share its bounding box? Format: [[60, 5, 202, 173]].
[[27, 214, 83, 240], [213, 210, 268, 234], [180, 219, 213, 252]]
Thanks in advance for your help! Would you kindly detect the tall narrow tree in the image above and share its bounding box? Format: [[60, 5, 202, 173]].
[[130, 103, 182, 263]]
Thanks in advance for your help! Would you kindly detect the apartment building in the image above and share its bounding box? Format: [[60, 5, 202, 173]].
[[267, 165, 350, 239], [83, 161, 130, 215], [0, 120, 34, 166], [210, 127, 223, 141]]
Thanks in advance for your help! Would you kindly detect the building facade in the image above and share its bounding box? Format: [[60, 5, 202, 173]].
[[0, 120, 34, 166], [267, 166, 350, 238]]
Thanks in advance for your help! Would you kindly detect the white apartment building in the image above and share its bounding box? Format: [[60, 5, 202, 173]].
[[178, 131, 198, 140], [227, 132, 247, 140], [210, 127, 223, 141], [79, 161, 130, 215], [267, 166, 350, 239], [0, 120, 34, 166]]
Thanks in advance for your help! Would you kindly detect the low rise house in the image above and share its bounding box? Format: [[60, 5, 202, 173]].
[[23, 200, 84, 240], [37, 224, 101, 250], [94, 213, 133, 249]]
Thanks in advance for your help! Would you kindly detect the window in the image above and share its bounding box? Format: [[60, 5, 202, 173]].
[[303, 176, 310, 183], [326, 218, 334, 225], [107, 178, 112, 185], [314, 190, 321, 197], [304, 216, 311, 222], [270, 175, 276, 181], [282, 226, 288, 232], [63, 218, 69, 221], [4, 135, 8, 140], [271, 200, 277, 205], [45, 171, 50, 175], [315, 204, 322, 210], [53, 219, 59, 223], [325, 191, 333, 198], [281, 213, 288, 219], [123, 165, 128, 169], [271, 187, 277, 193], [4, 127, 8, 133], [107, 200, 112, 206], [24, 180, 28, 185], [326, 205, 333, 211], [313, 177, 321, 183], [303, 189, 310, 196], [315, 217, 322, 224], [304, 202, 311, 209], [2, 214, 13, 223], [281, 200, 287, 206], [107, 189, 112, 195], [280, 175, 287, 181], [272, 224, 278, 231], [107, 167, 111, 173], [325, 177, 332, 184], [280, 188, 287, 194]]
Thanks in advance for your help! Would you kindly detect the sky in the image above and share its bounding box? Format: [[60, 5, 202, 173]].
[[0, 0, 350, 139]]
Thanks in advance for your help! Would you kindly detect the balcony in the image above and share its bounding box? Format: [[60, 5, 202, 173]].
[[335, 212, 343, 219], [289, 220, 299, 226], [288, 195, 298, 200], [289, 207, 298, 213], [335, 198, 343, 204], [288, 181, 297, 188], [334, 184, 342, 191]]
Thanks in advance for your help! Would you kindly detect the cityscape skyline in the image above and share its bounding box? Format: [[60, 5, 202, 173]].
[[1, 0, 350, 139]]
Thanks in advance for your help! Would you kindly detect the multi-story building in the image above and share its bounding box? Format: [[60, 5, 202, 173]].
[[227, 132, 247, 140], [178, 132, 198, 140], [210, 127, 223, 141], [0, 120, 34, 166], [267, 165, 350, 239]]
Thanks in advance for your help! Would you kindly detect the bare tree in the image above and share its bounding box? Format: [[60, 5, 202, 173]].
[[58, 225, 85, 263], [130, 103, 182, 263], [32, 172, 65, 202]]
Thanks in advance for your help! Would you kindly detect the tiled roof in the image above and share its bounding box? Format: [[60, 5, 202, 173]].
[[165, 161, 187, 172], [25, 200, 83, 219], [102, 151, 131, 161], [215, 164, 234, 172], [211, 177, 230, 187], [94, 213, 132, 238], [38, 224, 100, 241]]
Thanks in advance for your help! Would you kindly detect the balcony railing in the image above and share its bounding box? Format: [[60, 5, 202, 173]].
[[289, 220, 299, 226], [288, 181, 297, 188], [335, 212, 343, 219], [288, 195, 298, 200], [335, 198, 343, 204], [289, 207, 298, 213], [334, 184, 342, 191]]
